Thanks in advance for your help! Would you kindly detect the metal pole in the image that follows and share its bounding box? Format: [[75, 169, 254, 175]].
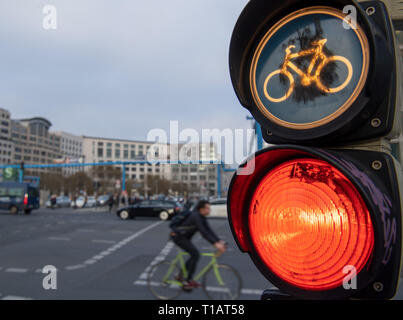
[[256, 122, 264, 151], [216, 164, 222, 198], [122, 164, 126, 191]]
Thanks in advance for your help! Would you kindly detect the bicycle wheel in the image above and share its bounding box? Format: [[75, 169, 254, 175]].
[[202, 264, 242, 300], [263, 69, 294, 103], [316, 56, 353, 93], [147, 260, 183, 300]]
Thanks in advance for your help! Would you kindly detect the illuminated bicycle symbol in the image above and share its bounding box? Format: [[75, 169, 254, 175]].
[[264, 38, 353, 103]]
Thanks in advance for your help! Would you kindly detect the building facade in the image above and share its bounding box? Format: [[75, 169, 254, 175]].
[[11, 117, 62, 174], [53, 131, 84, 176], [0, 108, 14, 165], [169, 143, 220, 197], [82, 136, 169, 183]]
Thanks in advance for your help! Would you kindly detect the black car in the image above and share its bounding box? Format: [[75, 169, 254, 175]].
[[116, 200, 183, 221]]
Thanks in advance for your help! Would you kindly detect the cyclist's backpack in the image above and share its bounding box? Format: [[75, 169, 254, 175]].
[[169, 210, 191, 231]]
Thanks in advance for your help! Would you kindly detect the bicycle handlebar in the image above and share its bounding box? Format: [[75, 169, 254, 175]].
[[213, 241, 228, 258]]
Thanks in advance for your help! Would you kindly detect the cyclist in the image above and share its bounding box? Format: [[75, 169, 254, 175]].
[[169, 200, 226, 290]]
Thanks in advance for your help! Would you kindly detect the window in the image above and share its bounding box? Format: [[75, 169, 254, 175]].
[[124, 150, 128, 159], [115, 149, 120, 158], [97, 148, 104, 157], [106, 149, 112, 158], [8, 188, 24, 197], [130, 150, 136, 159]]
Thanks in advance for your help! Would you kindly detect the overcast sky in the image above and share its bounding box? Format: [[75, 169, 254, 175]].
[[0, 0, 251, 144]]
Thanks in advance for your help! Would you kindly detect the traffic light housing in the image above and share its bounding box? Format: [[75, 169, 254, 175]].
[[227, 0, 403, 299], [229, 0, 401, 145], [228, 146, 402, 299]]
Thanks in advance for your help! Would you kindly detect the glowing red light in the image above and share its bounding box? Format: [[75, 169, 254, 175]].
[[249, 158, 374, 291]]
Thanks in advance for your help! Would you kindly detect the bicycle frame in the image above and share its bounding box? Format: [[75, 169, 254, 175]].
[[162, 251, 225, 287], [282, 39, 328, 84]]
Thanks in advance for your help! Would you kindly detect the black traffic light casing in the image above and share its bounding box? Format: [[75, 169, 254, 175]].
[[228, 0, 403, 300], [227, 146, 402, 299], [229, 0, 400, 145]]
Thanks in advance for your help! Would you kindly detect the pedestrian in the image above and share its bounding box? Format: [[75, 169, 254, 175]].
[[50, 194, 57, 209], [108, 194, 114, 213], [113, 193, 119, 211]]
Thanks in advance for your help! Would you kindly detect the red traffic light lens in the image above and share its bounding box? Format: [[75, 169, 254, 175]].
[[249, 158, 374, 291]]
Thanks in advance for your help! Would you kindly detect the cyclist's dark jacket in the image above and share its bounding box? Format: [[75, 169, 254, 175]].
[[172, 210, 220, 244]]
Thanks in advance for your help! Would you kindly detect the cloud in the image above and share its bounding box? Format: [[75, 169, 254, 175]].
[[0, 0, 251, 141]]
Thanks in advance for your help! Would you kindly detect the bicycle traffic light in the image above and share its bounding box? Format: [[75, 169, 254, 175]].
[[229, 0, 401, 144], [227, 0, 403, 299]]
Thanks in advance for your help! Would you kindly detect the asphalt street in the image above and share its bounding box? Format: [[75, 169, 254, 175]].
[[0, 208, 271, 300], [3, 208, 403, 300]]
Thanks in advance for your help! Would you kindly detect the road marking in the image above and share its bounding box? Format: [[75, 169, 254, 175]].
[[5, 268, 28, 273], [111, 230, 133, 235], [48, 237, 70, 241], [134, 280, 264, 296], [92, 240, 116, 244], [136, 241, 176, 282], [65, 265, 86, 271], [241, 288, 264, 295], [65, 221, 163, 271], [1, 295, 33, 300]]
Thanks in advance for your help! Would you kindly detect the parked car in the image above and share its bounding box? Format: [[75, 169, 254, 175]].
[[97, 195, 110, 206], [46, 196, 70, 208], [0, 182, 40, 215], [209, 198, 227, 218], [117, 200, 183, 221], [86, 196, 97, 208], [73, 196, 86, 208]]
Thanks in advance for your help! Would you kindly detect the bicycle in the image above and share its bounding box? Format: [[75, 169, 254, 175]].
[[147, 245, 242, 300], [264, 38, 353, 103]]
